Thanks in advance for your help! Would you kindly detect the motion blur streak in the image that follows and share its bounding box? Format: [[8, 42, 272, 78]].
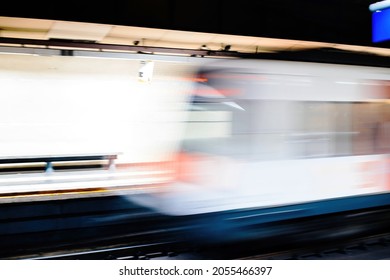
[[126, 58, 390, 244]]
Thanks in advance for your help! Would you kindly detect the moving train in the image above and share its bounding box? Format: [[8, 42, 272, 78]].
[[129, 51, 390, 243]]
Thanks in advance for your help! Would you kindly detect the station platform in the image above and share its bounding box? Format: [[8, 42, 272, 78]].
[[0, 153, 174, 204], [0, 168, 171, 203]]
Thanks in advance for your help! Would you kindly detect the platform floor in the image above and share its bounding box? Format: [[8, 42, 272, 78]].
[[0, 168, 173, 203]]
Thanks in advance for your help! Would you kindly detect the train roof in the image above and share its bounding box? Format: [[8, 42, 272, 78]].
[[239, 47, 390, 69]]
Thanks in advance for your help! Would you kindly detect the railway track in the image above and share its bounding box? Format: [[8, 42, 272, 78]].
[[6, 206, 390, 260], [11, 231, 390, 260], [238, 233, 390, 260], [26, 241, 187, 260], [6, 228, 192, 260]]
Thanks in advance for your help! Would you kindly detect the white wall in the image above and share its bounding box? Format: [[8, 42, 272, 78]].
[[0, 53, 196, 163]]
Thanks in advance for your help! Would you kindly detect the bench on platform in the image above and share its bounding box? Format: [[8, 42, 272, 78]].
[[0, 153, 119, 174]]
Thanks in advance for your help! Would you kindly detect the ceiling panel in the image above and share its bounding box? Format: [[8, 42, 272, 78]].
[[47, 21, 112, 41], [0, 17, 52, 30], [1, 16, 390, 57]]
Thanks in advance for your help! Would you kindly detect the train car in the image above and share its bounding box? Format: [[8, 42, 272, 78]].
[[128, 54, 390, 243]]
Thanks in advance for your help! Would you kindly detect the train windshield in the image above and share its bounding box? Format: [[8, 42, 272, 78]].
[[181, 69, 291, 160], [182, 94, 295, 160]]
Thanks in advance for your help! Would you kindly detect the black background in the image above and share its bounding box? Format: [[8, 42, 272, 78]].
[[2, 0, 389, 48]]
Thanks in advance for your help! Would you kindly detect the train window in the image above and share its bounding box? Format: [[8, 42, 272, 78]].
[[302, 102, 332, 157], [352, 102, 390, 155], [181, 95, 390, 160], [351, 102, 378, 155], [229, 100, 354, 160], [235, 100, 292, 160], [305, 102, 354, 157], [288, 101, 354, 158], [289, 101, 390, 158], [379, 103, 390, 153], [183, 102, 232, 140], [329, 103, 353, 156]]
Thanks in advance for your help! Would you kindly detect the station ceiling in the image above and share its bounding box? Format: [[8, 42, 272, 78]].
[[1, 0, 390, 57]]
